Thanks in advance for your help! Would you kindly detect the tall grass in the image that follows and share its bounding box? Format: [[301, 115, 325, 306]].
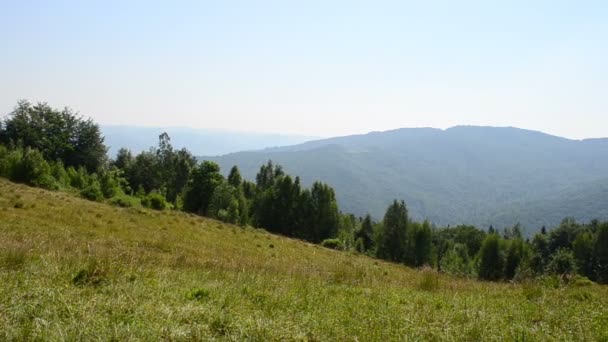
[[0, 178, 607, 340]]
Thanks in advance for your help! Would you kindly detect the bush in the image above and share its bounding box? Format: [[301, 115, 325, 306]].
[[321, 238, 344, 250], [67, 166, 89, 189], [99, 168, 128, 198], [50, 161, 69, 187], [4, 148, 57, 188], [141, 192, 167, 210], [109, 194, 138, 208], [80, 181, 104, 201], [547, 248, 577, 276]]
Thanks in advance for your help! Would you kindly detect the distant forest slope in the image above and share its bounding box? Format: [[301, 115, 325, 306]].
[[207, 126, 608, 232]]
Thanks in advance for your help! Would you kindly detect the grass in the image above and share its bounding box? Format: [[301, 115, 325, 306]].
[[0, 178, 607, 340]]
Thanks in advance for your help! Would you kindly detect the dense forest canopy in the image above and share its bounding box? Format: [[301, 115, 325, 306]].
[[1, 100, 608, 284]]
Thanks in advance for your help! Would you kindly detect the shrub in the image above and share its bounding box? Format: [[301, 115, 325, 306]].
[[67, 166, 89, 189], [4, 148, 58, 188], [109, 194, 138, 208], [141, 192, 167, 210], [547, 248, 577, 276], [80, 181, 104, 202], [321, 238, 344, 250], [99, 168, 128, 198], [50, 161, 69, 187]]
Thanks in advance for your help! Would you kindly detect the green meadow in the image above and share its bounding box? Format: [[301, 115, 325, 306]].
[[1, 178, 607, 341]]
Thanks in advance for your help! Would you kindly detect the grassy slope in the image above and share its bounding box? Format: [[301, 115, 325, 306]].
[[0, 178, 606, 341]]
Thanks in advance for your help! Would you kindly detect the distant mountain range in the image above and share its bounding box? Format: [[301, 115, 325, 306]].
[[206, 126, 608, 234], [101, 126, 317, 157]]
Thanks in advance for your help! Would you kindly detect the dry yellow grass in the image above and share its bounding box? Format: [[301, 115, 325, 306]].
[[0, 178, 607, 340]]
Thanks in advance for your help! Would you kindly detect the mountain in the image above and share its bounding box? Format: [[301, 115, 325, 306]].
[[206, 126, 608, 233], [102, 125, 317, 158]]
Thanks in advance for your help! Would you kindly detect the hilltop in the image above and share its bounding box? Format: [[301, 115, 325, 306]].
[[1, 178, 607, 340], [208, 126, 608, 232]]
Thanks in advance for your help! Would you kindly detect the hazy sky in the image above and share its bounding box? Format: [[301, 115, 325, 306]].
[[1, 1, 607, 139]]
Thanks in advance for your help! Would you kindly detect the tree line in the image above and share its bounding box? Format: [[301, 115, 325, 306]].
[[1, 100, 607, 284]]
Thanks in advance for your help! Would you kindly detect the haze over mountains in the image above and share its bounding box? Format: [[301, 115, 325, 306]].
[[205, 126, 608, 234], [102, 126, 317, 157]]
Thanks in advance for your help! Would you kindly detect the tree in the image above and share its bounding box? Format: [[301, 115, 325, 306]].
[[228, 165, 242, 188], [529, 233, 550, 275], [307, 181, 340, 243], [595, 223, 608, 283], [255, 160, 283, 190], [208, 183, 240, 224], [337, 213, 357, 250], [2, 100, 107, 172], [112, 148, 133, 171], [504, 238, 525, 279], [478, 234, 504, 281], [183, 161, 224, 215], [441, 243, 474, 277], [377, 200, 409, 263], [573, 232, 596, 280], [167, 148, 196, 203], [411, 220, 433, 267], [126, 151, 162, 194], [355, 214, 374, 252]]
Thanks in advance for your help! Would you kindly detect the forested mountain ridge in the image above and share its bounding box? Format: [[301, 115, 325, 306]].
[[207, 126, 608, 232]]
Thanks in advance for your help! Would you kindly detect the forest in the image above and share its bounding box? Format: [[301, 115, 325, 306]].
[[1, 100, 607, 284]]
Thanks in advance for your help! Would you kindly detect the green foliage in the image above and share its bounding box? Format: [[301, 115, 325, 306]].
[[547, 249, 577, 276], [505, 238, 526, 280], [50, 160, 69, 188], [183, 161, 224, 215], [594, 223, 608, 283], [355, 214, 374, 252], [208, 183, 240, 224], [141, 192, 167, 211], [573, 232, 595, 280], [377, 200, 409, 263], [337, 214, 356, 250], [478, 234, 504, 281], [80, 181, 104, 202], [109, 194, 139, 208], [321, 238, 344, 250], [440, 243, 474, 277], [99, 168, 127, 198], [410, 220, 433, 267], [227, 165, 242, 188], [66, 166, 89, 189], [2, 100, 107, 172]]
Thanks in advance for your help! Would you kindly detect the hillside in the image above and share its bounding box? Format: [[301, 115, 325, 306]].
[[207, 126, 608, 232], [1, 178, 607, 340]]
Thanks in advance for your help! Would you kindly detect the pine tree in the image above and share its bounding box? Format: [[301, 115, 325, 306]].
[[478, 234, 504, 281], [228, 165, 242, 188], [377, 200, 409, 263]]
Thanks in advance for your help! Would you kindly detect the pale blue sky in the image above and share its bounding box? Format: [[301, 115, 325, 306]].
[[1, 1, 607, 139]]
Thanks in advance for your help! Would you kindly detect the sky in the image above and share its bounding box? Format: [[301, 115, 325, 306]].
[[1, 0, 607, 139]]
